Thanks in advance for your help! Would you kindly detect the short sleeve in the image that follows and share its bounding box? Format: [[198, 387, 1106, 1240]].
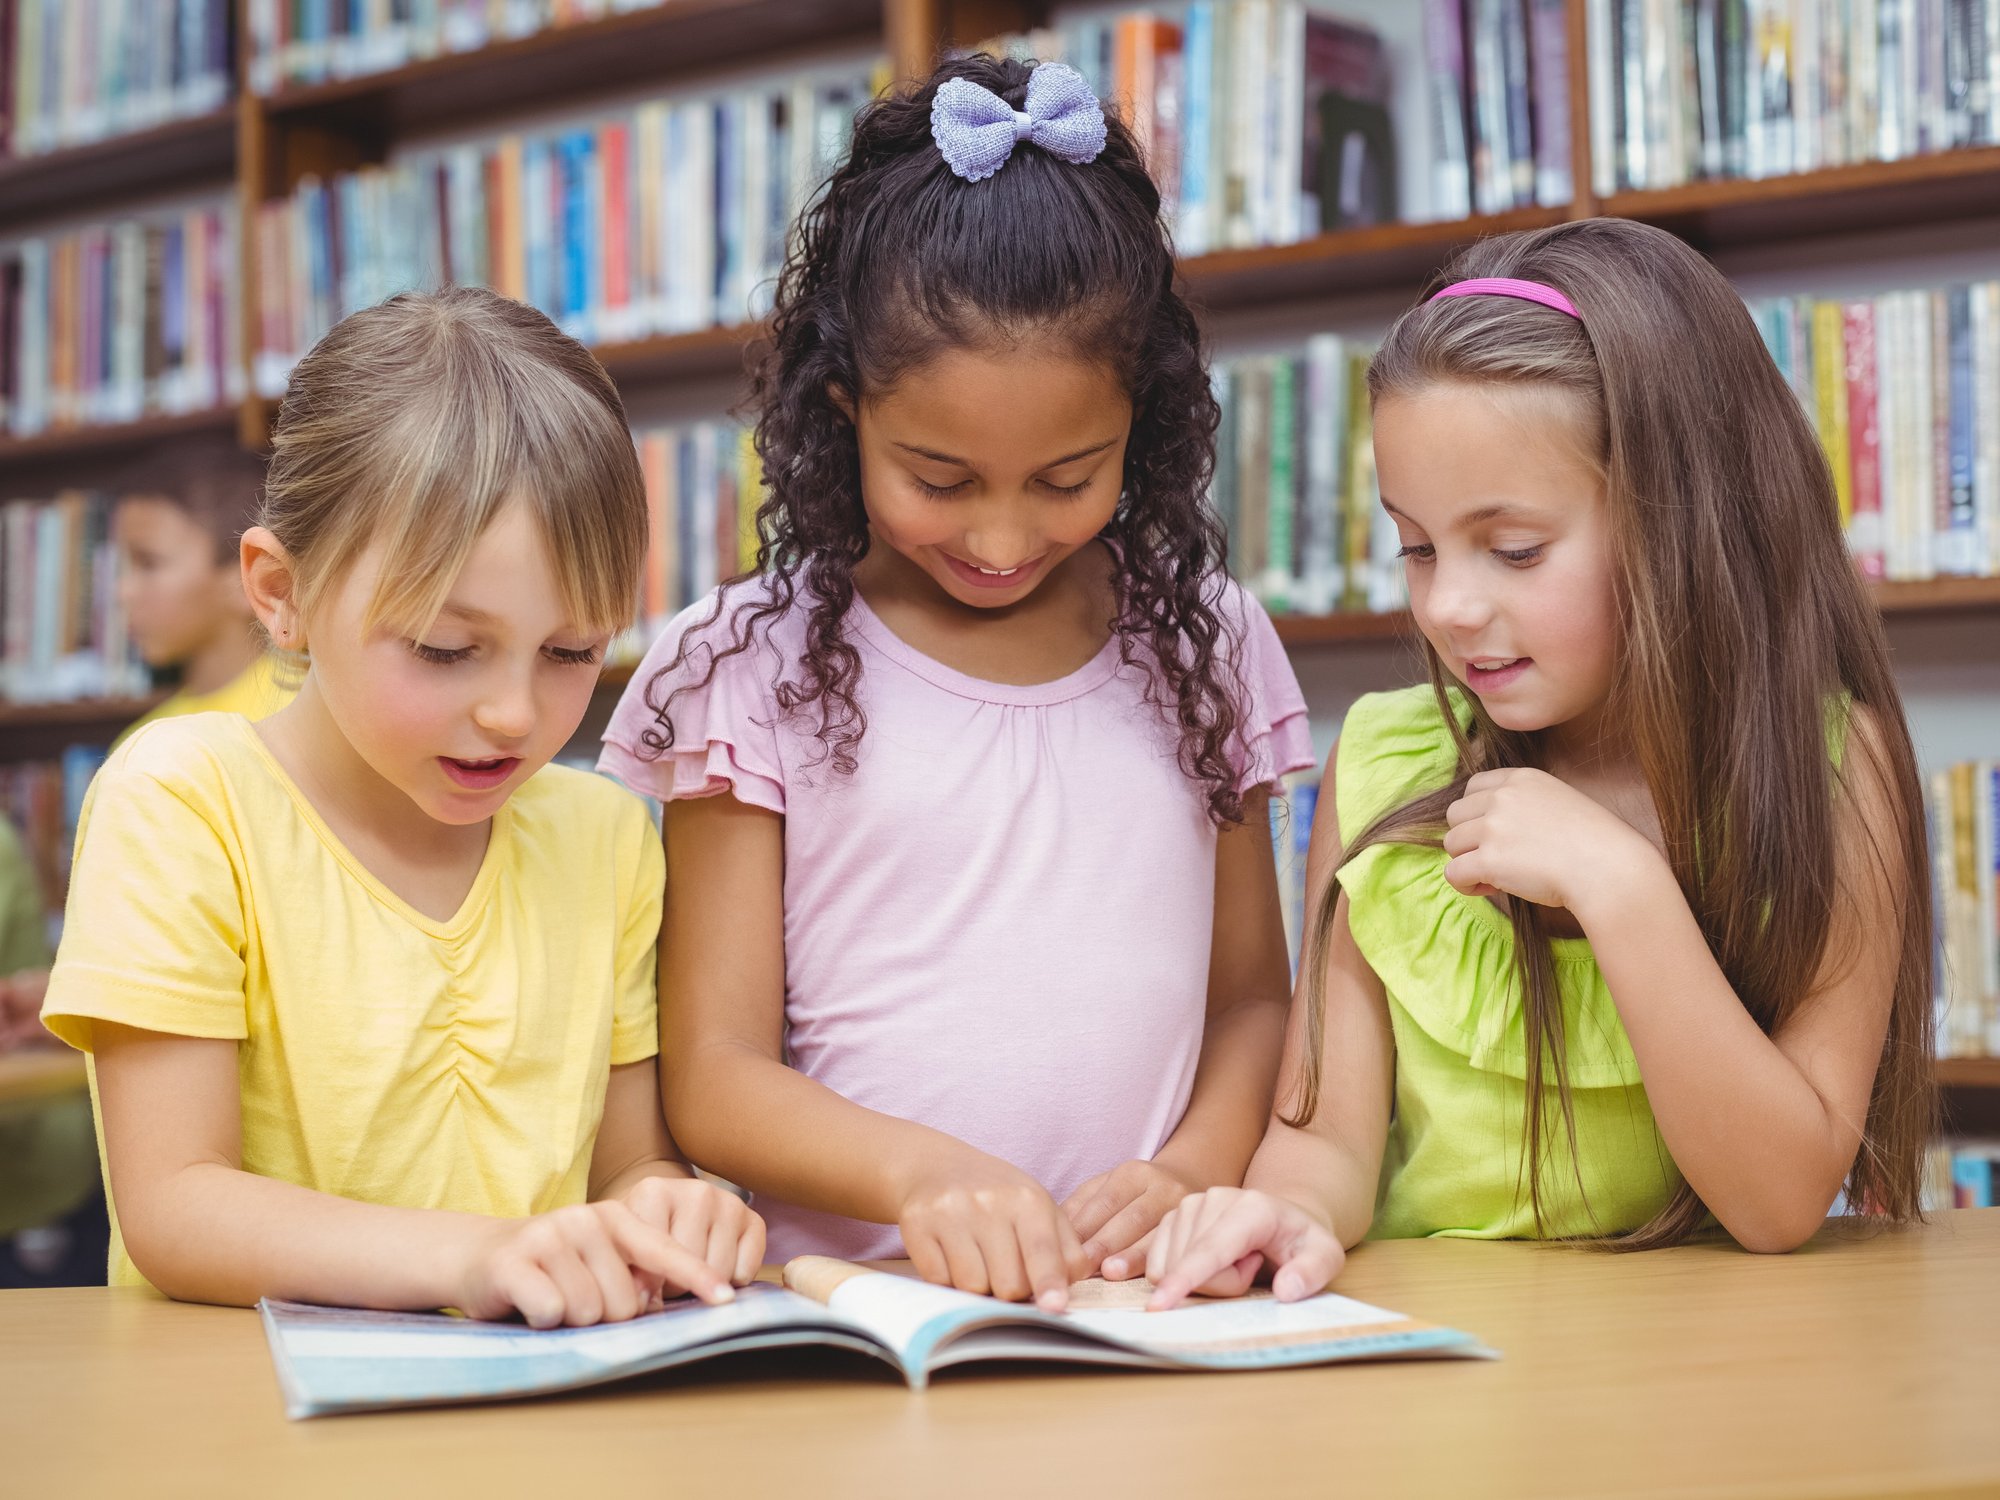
[[41, 755, 248, 1051], [609, 804, 664, 1067], [1223, 585, 1316, 794], [598, 587, 788, 815]]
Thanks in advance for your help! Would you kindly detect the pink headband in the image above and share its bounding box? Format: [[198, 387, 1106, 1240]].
[[1430, 277, 1581, 319]]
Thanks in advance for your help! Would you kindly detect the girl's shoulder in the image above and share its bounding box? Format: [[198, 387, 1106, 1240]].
[[1332, 684, 1471, 837]]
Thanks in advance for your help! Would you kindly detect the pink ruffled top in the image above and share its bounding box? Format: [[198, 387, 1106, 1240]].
[[600, 574, 1314, 1260]]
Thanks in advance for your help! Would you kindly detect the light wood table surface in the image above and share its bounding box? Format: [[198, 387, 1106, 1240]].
[[0, 1047, 85, 1109], [2, 1209, 1994, 1499]]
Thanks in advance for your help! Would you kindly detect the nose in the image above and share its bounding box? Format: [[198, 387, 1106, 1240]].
[[472, 668, 535, 741], [1421, 557, 1495, 639], [960, 506, 1040, 572]]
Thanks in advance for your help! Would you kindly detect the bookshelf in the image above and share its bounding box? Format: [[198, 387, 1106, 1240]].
[[3, 3, 1997, 1095]]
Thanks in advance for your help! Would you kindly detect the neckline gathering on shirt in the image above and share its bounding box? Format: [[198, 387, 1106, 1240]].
[[843, 589, 1128, 709]]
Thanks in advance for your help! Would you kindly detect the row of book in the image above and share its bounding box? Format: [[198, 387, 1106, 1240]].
[[1932, 758, 2000, 1060], [0, 492, 149, 706], [245, 0, 679, 95], [988, 0, 1577, 243], [1, 204, 246, 438], [1922, 1139, 2000, 1210], [1271, 769, 1321, 968], [1213, 337, 1403, 619], [0, 748, 101, 938], [251, 62, 876, 396], [617, 418, 763, 659], [2, 0, 232, 159], [1751, 279, 2000, 584], [1589, 0, 2000, 194]]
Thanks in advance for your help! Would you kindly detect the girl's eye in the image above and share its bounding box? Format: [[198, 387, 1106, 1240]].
[[1041, 476, 1092, 498], [410, 641, 473, 665], [913, 476, 967, 500], [1495, 545, 1545, 565], [546, 645, 603, 666], [1396, 543, 1435, 562]]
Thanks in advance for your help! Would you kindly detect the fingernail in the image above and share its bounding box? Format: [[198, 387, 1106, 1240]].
[[1102, 1257, 1125, 1276], [711, 1284, 735, 1303], [1037, 1289, 1067, 1313]]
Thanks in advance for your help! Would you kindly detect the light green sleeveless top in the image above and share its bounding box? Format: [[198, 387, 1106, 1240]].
[[1334, 686, 1679, 1240]]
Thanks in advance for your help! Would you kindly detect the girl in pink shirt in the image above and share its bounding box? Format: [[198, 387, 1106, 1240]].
[[600, 56, 1311, 1310]]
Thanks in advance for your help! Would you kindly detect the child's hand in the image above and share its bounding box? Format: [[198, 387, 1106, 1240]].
[[1142, 1187, 1344, 1311], [1443, 768, 1661, 913], [0, 968, 50, 1052], [898, 1149, 1091, 1311], [1062, 1158, 1198, 1277], [616, 1175, 766, 1288], [456, 1202, 736, 1329]]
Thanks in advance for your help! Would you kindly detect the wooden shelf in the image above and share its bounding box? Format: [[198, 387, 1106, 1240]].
[[1873, 575, 2000, 617], [0, 110, 237, 230], [1938, 1058, 2000, 1090], [1271, 610, 1412, 645], [0, 408, 239, 476], [1604, 146, 2000, 252], [594, 323, 764, 386], [1179, 205, 1572, 312], [259, 0, 881, 144]]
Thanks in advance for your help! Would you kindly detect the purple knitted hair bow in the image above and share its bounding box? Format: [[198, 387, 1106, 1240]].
[[930, 62, 1108, 182]]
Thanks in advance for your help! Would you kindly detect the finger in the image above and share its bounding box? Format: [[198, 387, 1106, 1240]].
[[1084, 1193, 1174, 1268], [494, 1258, 567, 1330], [975, 1217, 1031, 1303], [1014, 1208, 1073, 1313], [700, 1204, 744, 1284], [905, 1225, 952, 1287], [568, 1218, 642, 1324], [1442, 852, 1484, 895], [1055, 1208, 1092, 1285], [1102, 1225, 1155, 1280], [1148, 1214, 1264, 1311], [660, 1182, 713, 1245], [1199, 1251, 1265, 1299], [602, 1203, 734, 1306], [732, 1209, 767, 1285], [1271, 1236, 1344, 1301], [1060, 1175, 1124, 1246], [1441, 822, 1479, 856], [539, 1242, 605, 1328], [937, 1226, 990, 1295]]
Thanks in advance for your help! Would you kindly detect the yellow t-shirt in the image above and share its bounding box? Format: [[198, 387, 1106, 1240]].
[[115, 651, 293, 746], [42, 712, 663, 1289]]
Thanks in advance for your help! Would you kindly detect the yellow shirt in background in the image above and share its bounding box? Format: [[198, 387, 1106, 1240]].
[[116, 651, 293, 746], [42, 713, 663, 1289]]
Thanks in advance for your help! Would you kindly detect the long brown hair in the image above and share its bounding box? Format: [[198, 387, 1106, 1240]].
[[1286, 218, 1936, 1245]]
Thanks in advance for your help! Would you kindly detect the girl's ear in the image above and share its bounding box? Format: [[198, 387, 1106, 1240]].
[[240, 527, 303, 650], [827, 382, 856, 423]]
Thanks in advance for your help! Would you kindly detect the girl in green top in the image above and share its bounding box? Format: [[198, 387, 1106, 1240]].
[[1137, 220, 1937, 1306]]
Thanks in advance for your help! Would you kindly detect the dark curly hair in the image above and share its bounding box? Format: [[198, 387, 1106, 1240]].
[[639, 53, 1249, 823]]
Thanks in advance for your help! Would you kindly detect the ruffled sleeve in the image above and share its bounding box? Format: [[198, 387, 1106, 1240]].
[[1332, 685, 1641, 1090], [1219, 582, 1315, 794], [598, 584, 788, 815]]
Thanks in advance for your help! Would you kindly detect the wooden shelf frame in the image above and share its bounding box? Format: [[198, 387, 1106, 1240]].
[[0, 109, 238, 231]]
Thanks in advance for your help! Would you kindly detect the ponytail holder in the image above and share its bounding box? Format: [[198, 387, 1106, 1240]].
[[1430, 277, 1581, 320], [930, 63, 1107, 182]]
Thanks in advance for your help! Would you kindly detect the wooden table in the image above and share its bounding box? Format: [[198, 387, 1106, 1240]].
[[2, 1210, 1994, 1498]]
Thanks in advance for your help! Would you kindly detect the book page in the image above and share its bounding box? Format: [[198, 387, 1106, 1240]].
[[261, 1285, 880, 1419]]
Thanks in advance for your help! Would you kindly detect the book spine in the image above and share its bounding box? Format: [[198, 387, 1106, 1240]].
[[1844, 300, 1886, 580], [1432, 0, 1478, 214], [1529, 0, 1573, 203], [1266, 356, 1296, 610], [1811, 299, 1851, 532], [1180, 2, 1214, 254], [1945, 282, 1977, 574]]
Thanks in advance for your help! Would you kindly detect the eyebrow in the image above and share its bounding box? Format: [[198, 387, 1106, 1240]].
[[891, 438, 1120, 469], [437, 601, 502, 627], [1381, 498, 1546, 529]]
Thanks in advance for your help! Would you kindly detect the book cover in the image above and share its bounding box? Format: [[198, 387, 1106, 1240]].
[[1843, 300, 1886, 580], [1303, 13, 1397, 232]]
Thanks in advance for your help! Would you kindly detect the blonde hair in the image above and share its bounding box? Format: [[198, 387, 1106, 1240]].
[[263, 286, 646, 637]]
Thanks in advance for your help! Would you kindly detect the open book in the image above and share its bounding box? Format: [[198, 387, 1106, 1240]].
[[261, 1256, 1492, 1418]]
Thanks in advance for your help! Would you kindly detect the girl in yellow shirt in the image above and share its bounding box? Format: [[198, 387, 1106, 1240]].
[[43, 287, 763, 1327]]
